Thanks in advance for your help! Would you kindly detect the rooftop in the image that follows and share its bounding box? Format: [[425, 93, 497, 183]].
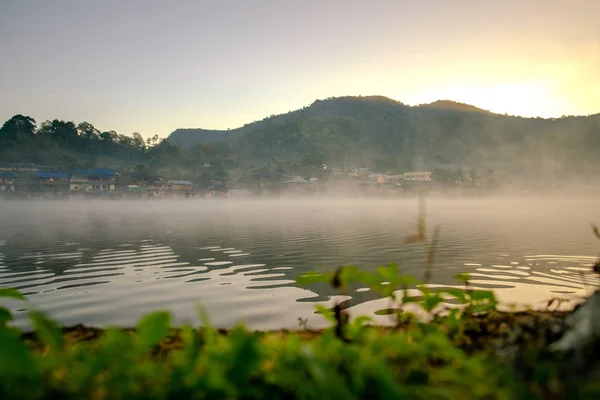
[[36, 172, 70, 179]]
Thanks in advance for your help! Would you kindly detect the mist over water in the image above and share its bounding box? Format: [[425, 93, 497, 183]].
[[0, 196, 599, 329]]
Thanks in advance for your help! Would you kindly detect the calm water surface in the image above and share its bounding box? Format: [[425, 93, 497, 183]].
[[1, 197, 599, 329]]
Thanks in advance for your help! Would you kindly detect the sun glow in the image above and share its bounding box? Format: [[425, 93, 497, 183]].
[[405, 82, 567, 118]]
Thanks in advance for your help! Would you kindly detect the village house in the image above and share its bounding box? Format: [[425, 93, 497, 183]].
[[0, 172, 17, 192], [167, 180, 194, 191], [403, 171, 432, 181], [70, 168, 118, 192], [36, 172, 70, 190]]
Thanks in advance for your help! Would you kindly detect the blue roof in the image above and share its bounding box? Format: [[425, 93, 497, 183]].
[[71, 168, 117, 177], [36, 172, 70, 179], [0, 172, 17, 178]]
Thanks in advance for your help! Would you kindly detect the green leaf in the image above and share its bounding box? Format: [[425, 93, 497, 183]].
[[394, 275, 418, 286], [197, 305, 212, 328], [352, 315, 372, 327], [99, 328, 133, 360], [468, 303, 496, 314], [402, 295, 421, 304], [441, 288, 467, 302], [0, 328, 35, 376], [417, 284, 431, 295], [29, 310, 62, 350], [452, 273, 471, 284], [136, 311, 171, 348], [356, 271, 381, 287], [469, 290, 496, 302], [338, 265, 362, 285], [197, 306, 217, 348], [180, 325, 200, 366], [376, 263, 399, 282], [381, 284, 397, 298], [315, 304, 336, 324], [443, 309, 462, 331], [423, 293, 444, 313], [0, 288, 25, 301], [0, 307, 13, 326]]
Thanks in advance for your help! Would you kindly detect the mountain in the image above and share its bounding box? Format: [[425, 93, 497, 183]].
[[418, 100, 491, 114], [168, 128, 236, 147], [167, 96, 600, 179], [167, 96, 406, 147]]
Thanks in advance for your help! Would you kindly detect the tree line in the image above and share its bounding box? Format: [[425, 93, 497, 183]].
[[0, 114, 231, 188]]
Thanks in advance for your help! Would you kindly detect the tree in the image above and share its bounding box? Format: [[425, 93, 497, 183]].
[[131, 132, 146, 152], [38, 120, 78, 145], [130, 164, 156, 184], [77, 122, 100, 140], [61, 154, 78, 170], [0, 115, 37, 143], [146, 134, 160, 148], [100, 131, 118, 143]]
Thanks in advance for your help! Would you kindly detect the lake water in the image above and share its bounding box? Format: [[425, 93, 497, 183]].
[[1, 197, 599, 330]]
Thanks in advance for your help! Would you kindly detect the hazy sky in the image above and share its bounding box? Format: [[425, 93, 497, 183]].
[[1, 0, 599, 138]]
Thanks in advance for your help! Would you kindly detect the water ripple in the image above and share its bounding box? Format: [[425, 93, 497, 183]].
[[1, 198, 599, 329]]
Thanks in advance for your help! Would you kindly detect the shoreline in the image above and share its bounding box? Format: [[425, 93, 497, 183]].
[[20, 308, 571, 353]]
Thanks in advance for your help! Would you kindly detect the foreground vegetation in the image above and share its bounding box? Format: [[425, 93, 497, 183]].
[[0, 263, 597, 400]]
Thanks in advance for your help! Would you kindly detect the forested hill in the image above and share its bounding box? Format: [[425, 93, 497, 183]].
[[168, 96, 600, 178], [167, 128, 239, 147], [417, 100, 492, 114]]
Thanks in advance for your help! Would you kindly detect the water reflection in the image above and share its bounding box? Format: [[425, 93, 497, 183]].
[[0, 198, 599, 329]]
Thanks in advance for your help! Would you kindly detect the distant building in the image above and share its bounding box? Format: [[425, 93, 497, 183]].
[[0, 172, 17, 192], [70, 168, 118, 192], [384, 174, 404, 182], [124, 185, 146, 193], [403, 171, 432, 181], [36, 172, 70, 189], [285, 176, 310, 184], [167, 180, 194, 191]]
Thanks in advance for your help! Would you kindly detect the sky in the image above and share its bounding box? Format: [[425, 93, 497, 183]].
[[0, 0, 599, 138]]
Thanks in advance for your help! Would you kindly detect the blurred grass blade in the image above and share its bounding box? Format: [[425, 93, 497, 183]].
[[0, 308, 13, 326], [592, 223, 600, 240], [452, 273, 471, 284], [136, 310, 171, 348], [0, 288, 25, 301], [424, 226, 441, 283], [29, 310, 63, 351], [315, 304, 336, 324]]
